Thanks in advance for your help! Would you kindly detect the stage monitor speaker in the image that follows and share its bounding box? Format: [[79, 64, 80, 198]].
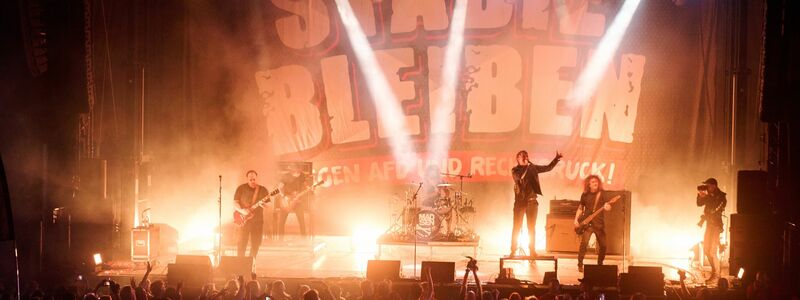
[[542, 271, 557, 285], [367, 260, 401, 281], [167, 263, 212, 287], [582, 265, 617, 288], [420, 261, 455, 283], [176, 255, 212, 266], [737, 170, 770, 214], [621, 266, 664, 296], [218, 256, 254, 278], [546, 214, 580, 252]]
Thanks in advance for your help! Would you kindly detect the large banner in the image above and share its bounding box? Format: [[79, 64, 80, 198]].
[[253, 0, 648, 189]]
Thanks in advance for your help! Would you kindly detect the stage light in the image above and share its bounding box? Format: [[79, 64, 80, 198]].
[[93, 253, 103, 265], [568, 0, 642, 104], [427, 0, 468, 164], [335, 0, 418, 168], [737, 267, 744, 279]]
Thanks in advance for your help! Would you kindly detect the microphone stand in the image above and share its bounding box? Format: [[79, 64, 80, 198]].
[[217, 175, 222, 265], [412, 182, 422, 278], [622, 191, 627, 271]]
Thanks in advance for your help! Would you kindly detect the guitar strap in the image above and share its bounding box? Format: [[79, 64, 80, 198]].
[[250, 184, 260, 207], [591, 191, 602, 213]]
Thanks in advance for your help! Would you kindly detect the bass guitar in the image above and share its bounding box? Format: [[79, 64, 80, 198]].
[[233, 189, 280, 227], [277, 180, 325, 210], [574, 194, 621, 235]]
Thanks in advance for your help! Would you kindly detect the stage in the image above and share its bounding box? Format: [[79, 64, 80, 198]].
[[97, 235, 720, 289]]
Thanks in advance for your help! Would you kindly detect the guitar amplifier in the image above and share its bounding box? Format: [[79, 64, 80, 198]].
[[545, 214, 580, 253], [549, 199, 579, 216], [131, 226, 160, 261]]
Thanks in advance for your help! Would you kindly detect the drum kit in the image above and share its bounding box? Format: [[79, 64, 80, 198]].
[[384, 172, 479, 242]]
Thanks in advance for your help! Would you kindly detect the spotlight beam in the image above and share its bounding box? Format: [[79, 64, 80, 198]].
[[427, 0, 469, 166], [568, 0, 642, 104], [335, 0, 417, 168]]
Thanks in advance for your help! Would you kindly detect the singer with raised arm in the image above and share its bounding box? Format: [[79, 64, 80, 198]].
[[509, 150, 562, 257], [233, 170, 270, 258]]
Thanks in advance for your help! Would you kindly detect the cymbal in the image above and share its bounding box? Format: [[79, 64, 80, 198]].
[[459, 207, 476, 213], [437, 183, 453, 187]]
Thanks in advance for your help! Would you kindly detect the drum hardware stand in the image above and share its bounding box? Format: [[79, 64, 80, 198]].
[[412, 182, 421, 278], [440, 172, 472, 193], [217, 175, 222, 264], [441, 172, 474, 241]]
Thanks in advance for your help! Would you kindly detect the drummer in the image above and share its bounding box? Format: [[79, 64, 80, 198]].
[[420, 165, 448, 207]]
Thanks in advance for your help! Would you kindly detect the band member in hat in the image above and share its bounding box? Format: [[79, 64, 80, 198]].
[[697, 177, 727, 283]]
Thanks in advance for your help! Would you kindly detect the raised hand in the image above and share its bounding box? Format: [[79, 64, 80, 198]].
[[554, 151, 563, 161], [466, 256, 478, 272]]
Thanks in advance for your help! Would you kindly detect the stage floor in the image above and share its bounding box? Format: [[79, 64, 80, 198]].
[[98, 235, 719, 287]]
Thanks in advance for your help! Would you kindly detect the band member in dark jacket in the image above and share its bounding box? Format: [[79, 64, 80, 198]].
[[574, 175, 612, 272], [233, 170, 269, 258], [509, 150, 562, 257], [697, 177, 726, 283], [276, 164, 313, 240]]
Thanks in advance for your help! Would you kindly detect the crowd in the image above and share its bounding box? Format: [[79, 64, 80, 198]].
[[0, 263, 795, 300]]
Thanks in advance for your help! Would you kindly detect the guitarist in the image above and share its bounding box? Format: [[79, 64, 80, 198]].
[[276, 164, 313, 240], [574, 175, 612, 272], [696, 177, 726, 283], [233, 170, 270, 258]]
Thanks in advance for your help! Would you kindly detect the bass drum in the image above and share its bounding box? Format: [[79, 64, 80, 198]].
[[415, 209, 442, 240]]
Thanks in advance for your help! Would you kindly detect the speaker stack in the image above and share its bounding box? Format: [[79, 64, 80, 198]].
[[729, 171, 781, 279]]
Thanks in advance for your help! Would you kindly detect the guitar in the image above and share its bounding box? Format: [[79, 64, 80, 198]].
[[233, 189, 280, 227], [574, 194, 622, 235], [277, 180, 325, 210]]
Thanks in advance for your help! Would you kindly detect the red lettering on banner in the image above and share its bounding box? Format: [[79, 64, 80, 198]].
[[311, 153, 625, 189]]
